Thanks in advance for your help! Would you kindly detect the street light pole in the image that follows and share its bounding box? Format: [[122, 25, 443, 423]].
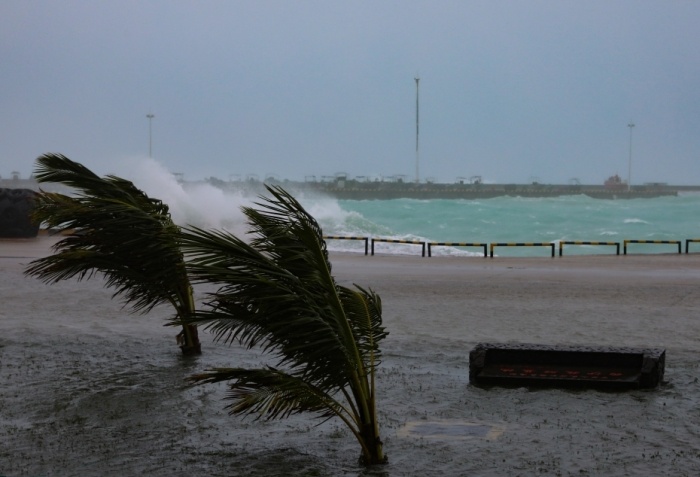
[[627, 122, 634, 192], [147, 113, 155, 158], [415, 76, 420, 184]]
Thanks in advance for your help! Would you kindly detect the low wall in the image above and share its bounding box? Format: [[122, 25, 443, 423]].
[[0, 188, 39, 238]]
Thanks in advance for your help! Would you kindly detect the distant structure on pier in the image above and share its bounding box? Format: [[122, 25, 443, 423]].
[[1, 171, 686, 201]]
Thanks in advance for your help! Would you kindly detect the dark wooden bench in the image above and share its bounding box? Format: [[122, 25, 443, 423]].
[[469, 343, 665, 389]]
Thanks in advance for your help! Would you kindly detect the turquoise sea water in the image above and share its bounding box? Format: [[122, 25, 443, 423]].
[[309, 192, 700, 256]]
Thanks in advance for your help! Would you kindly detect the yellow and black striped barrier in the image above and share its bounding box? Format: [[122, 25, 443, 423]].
[[371, 238, 426, 257], [324, 235, 699, 257], [427, 242, 488, 257], [623, 239, 681, 255], [323, 235, 369, 255], [559, 241, 620, 256], [489, 242, 555, 258], [686, 239, 700, 254]]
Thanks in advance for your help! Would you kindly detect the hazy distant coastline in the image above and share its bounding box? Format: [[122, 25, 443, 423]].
[[4, 175, 697, 200]]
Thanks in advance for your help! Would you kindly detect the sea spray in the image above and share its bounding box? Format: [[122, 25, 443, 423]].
[[115, 157, 253, 235]]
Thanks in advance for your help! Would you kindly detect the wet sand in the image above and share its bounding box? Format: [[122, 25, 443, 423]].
[[2, 237, 700, 476]]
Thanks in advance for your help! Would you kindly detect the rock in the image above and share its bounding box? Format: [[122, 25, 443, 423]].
[[0, 188, 40, 238]]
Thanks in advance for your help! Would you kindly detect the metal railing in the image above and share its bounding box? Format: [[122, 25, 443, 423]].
[[623, 240, 681, 255], [559, 241, 620, 256], [321, 236, 700, 258]]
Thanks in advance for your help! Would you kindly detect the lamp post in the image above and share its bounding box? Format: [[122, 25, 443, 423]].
[[627, 122, 634, 192], [415, 76, 420, 184], [147, 113, 155, 158]]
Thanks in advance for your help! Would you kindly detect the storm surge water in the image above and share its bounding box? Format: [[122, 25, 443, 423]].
[[118, 159, 699, 257], [320, 193, 700, 256]]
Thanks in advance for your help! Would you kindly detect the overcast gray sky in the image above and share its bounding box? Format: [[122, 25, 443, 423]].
[[2, 1, 700, 185]]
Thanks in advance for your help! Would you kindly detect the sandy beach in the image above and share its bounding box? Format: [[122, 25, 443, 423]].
[[2, 236, 700, 476]]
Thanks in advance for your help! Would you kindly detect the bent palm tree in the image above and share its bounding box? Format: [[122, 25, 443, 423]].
[[182, 185, 388, 465], [24, 153, 201, 355]]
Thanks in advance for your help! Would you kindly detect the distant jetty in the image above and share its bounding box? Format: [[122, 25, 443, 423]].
[[294, 180, 679, 200], [212, 176, 684, 200], [3, 175, 694, 201]]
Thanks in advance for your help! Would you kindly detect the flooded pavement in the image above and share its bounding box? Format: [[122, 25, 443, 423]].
[[2, 244, 700, 476]]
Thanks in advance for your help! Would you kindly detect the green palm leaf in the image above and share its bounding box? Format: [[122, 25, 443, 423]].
[[183, 185, 387, 465], [24, 153, 201, 354], [191, 367, 345, 420]]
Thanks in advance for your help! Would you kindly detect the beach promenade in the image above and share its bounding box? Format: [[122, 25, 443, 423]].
[[2, 236, 700, 476]]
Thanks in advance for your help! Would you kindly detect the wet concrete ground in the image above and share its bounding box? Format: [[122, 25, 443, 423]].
[[2, 240, 700, 476]]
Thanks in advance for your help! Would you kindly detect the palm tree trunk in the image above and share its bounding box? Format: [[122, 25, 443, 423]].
[[359, 421, 386, 465], [179, 324, 201, 355], [176, 285, 202, 355]]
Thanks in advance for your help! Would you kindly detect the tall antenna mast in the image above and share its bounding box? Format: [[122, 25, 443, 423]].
[[147, 113, 155, 158], [415, 76, 420, 184], [627, 122, 634, 192]]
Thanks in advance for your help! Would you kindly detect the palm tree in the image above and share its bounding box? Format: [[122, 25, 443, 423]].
[[24, 153, 201, 355], [181, 185, 388, 465]]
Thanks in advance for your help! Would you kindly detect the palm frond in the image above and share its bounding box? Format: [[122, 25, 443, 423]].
[[184, 184, 387, 464], [25, 154, 200, 353], [32, 153, 163, 208], [189, 367, 348, 421], [182, 185, 390, 391], [338, 285, 387, 370], [183, 224, 354, 390]]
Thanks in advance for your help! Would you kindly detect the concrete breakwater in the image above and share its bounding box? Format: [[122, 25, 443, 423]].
[[300, 182, 679, 200], [205, 177, 683, 200], [2, 176, 689, 200]]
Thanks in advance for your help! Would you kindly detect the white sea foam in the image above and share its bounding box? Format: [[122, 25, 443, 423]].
[[113, 157, 252, 235]]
